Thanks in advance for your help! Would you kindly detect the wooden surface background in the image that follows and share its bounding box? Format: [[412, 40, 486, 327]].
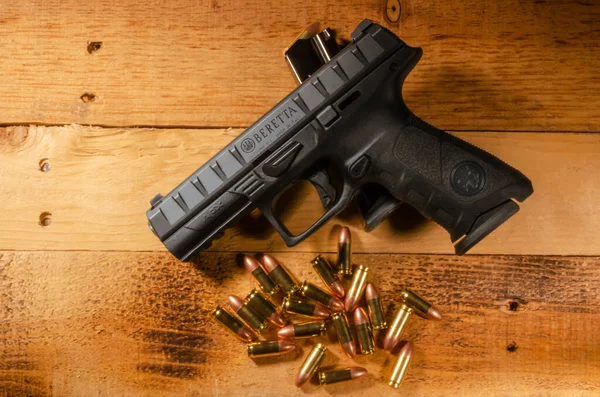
[[0, 0, 598, 396]]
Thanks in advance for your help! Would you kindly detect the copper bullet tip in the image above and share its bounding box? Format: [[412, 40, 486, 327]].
[[353, 307, 369, 325], [227, 295, 244, 311], [271, 312, 287, 327], [349, 367, 368, 379], [427, 306, 443, 321], [295, 372, 311, 388], [339, 226, 351, 244], [330, 280, 345, 298], [365, 283, 379, 300], [278, 340, 297, 353], [330, 297, 345, 311], [344, 295, 358, 313], [400, 341, 414, 358], [313, 303, 331, 319], [243, 255, 261, 273], [261, 254, 279, 273], [342, 341, 357, 358], [382, 333, 399, 351], [237, 327, 256, 343], [277, 325, 295, 339]]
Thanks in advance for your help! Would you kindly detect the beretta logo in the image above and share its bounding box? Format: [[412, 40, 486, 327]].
[[240, 138, 255, 153], [236, 99, 305, 162], [240, 106, 299, 154]]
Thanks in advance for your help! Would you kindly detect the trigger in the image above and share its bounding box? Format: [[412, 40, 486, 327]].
[[307, 169, 337, 209]]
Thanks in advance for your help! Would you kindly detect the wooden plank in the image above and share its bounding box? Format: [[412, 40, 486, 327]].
[[0, 251, 598, 396], [1, 125, 599, 255], [0, 0, 597, 131]]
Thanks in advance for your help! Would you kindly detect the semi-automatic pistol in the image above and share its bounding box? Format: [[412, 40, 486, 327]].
[[146, 19, 533, 260]]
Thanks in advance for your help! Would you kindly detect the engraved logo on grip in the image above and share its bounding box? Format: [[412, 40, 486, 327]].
[[451, 161, 485, 196], [236, 99, 305, 162]]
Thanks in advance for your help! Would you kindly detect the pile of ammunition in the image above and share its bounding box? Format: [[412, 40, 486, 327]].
[[212, 226, 442, 388]]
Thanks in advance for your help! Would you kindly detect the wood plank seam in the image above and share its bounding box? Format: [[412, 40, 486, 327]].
[[0, 124, 594, 134], [1, 125, 598, 255]]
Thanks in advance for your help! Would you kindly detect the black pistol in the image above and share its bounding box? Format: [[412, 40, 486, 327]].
[[146, 19, 533, 261]]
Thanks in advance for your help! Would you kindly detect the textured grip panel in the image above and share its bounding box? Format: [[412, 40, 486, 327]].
[[382, 113, 533, 251], [394, 126, 442, 184]]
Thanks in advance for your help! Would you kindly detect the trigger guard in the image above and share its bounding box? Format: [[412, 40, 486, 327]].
[[256, 201, 296, 247], [258, 181, 354, 247]]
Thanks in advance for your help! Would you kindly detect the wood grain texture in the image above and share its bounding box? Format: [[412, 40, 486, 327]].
[[1, 1, 599, 396], [1, 125, 599, 255], [0, 251, 598, 397], [0, 0, 597, 130]]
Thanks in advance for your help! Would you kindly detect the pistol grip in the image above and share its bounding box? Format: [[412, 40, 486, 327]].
[[376, 113, 533, 254]]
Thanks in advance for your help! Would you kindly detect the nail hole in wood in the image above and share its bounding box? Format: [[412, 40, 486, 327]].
[[39, 212, 52, 227], [506, 342, 518, 352], [87, 41, 103, 54], [508, 301, 519, 311], [39, 158, 52, 172], [80, 93, 96, 103], [385, 0, 401, 24]]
